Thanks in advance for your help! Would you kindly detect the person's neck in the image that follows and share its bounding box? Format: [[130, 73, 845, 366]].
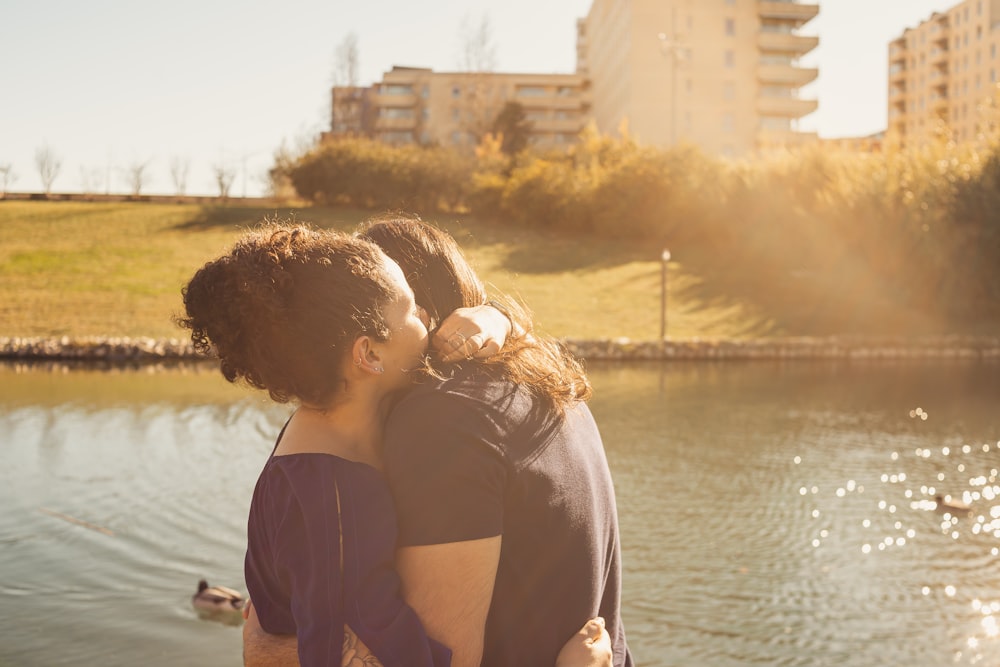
[[278, 399, 386, 469]]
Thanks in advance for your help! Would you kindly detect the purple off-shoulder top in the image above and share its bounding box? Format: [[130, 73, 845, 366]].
[[244, 452, 451, 667]]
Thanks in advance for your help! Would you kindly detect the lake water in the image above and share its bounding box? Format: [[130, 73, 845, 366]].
[[1, 360, 998, 666]]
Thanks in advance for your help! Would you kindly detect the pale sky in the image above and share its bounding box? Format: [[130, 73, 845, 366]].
[[0, 0, 959, 196]]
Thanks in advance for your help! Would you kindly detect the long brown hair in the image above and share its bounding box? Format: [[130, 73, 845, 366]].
[[178, 223, 396, 406], [358, 216, 592, 410]]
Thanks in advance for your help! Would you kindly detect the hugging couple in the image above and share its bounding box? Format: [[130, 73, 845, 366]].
[[181, 215, 633, 667]]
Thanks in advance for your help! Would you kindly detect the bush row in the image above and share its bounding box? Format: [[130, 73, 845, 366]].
[[277, 126, 1000, 324]]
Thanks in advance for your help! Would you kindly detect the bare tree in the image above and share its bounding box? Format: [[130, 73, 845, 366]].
[[35, 144, 62, 195], [79, 166, 103, 196], [330, 32, 365, 137], [120, 159, 152, 196], [212, 162, 237, 198], [453, 14, 502, 145], [457, 13, 497, 73], [0, 163, 15, 197], [333, 32, 360, 87], [170, 156, 191, 196]]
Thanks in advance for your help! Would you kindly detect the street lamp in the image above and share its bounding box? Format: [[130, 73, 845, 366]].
[[660, 249, 671, 341], [657, 6, 687, 147]]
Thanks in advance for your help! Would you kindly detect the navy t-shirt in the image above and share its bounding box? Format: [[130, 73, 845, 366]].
[[244, 452, 451, 667], [383, 369, 633, 667]]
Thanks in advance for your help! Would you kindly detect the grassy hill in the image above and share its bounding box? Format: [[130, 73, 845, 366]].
[[0, 200, 963, 341]]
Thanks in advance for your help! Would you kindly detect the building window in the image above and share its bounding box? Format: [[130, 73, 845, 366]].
[[516, 86, 549, 97], [725, 0, 735, 5], [381, 84, 413, 95], [722, 113, 735, 132], [379, 107, 414, 119], [452, 86, 461, 98], [421, 85, 429, 99], [686, 78, 693, 93], [725, 18, 735, 36], [760, 117, 791, 131], [723, 81, 735, 100], [451, 131, 462, 145], [381, 131, 414, 143], [724, 50, 735, 67]]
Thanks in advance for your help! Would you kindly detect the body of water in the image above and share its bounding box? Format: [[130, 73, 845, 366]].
[[0, 361, 998, 666]]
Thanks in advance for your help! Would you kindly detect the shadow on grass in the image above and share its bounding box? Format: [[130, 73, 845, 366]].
[[429, 216, 652, 274], [166, 204, 988, 337], [671, 248, 953, 337], [170, 205, 375, 232]]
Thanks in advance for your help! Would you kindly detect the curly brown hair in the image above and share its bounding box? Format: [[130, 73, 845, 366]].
[[178, 223, 396, 406], [358, 216, 592, 410]]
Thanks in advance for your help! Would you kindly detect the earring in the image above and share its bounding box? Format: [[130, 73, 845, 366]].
[[375, 367, 384, 373]]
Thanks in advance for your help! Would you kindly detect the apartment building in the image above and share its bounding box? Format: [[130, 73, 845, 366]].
[[888, 0, 1000, 146], [329, 66, 590, 149], [579, 0, 820, 154]]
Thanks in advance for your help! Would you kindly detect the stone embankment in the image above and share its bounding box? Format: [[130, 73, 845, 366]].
[[2, 335, 999, 364]]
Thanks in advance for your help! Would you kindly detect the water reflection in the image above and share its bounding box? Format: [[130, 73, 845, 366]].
[[0, 360, 998, 666], [591, 361, 1000, 666]]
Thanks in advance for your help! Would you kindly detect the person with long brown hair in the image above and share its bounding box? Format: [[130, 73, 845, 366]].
[[181, 222, 612, 666], [359, 217, 632, 667]]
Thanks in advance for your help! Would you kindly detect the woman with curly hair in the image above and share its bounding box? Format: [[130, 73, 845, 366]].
[[181, 223, 614, 667]]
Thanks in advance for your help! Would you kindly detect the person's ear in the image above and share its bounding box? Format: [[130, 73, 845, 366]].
[[350, 336, 384, 375]]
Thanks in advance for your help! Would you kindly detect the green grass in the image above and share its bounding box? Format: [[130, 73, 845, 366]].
[[0, 200, 958, 340]]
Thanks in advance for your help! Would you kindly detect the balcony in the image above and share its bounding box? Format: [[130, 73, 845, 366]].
[[889, 66, 906, 84], [930, 11, 949, 43], [373, 116, 417, 131], [930, 94, 949, 112], [532, 117, 587, 133], [371, 91, 418, 107], [758, 63, 818, 86], [514, 93, 587, 110], [758, 32, 820, 55], [757, 96, 819, 118], [929, 47, 948, 66], [758, 1, 819, 26]]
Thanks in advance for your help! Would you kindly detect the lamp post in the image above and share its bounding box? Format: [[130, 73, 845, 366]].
[[660, 249, 671, 341]]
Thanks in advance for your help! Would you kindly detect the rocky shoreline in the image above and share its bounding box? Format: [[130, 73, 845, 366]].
[[2, 335, 999, 364]]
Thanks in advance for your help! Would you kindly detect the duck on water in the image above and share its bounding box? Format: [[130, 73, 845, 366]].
[[192, 579, 245, 614]]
